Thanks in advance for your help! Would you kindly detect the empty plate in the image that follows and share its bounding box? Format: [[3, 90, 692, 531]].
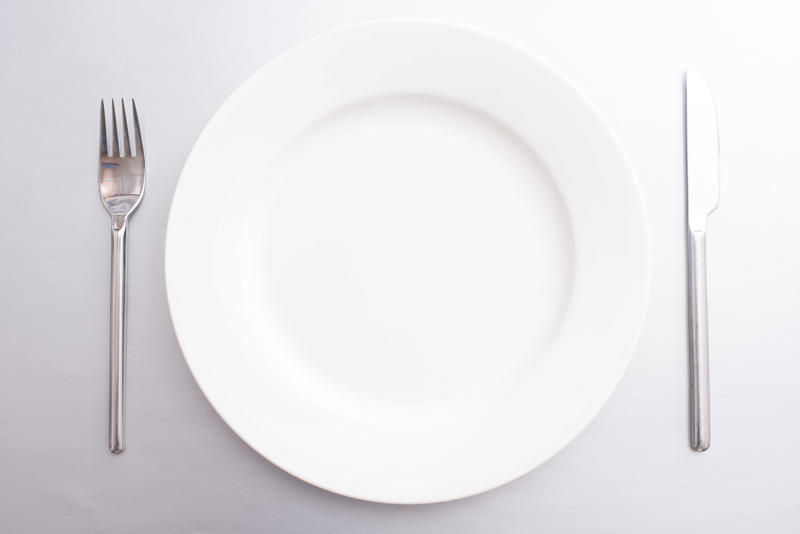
[[165, 20, 650, 503]]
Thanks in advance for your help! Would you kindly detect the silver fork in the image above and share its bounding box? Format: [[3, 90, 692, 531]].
[[99, 99, 145, 454]]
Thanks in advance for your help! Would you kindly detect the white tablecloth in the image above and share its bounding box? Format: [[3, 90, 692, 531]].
[[2, 0, 798, 532]]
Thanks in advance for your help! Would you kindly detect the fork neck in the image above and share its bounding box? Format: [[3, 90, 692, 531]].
[[111, 214, 128, 231]]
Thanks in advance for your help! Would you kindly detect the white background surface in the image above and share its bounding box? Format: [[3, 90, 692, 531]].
[[1, 0, 799, 532]]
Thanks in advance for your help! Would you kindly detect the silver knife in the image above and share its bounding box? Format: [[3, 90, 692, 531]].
[[685, 67, 719, 452]]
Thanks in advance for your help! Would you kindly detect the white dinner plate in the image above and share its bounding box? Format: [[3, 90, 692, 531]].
[[166, 20, 650, 503]]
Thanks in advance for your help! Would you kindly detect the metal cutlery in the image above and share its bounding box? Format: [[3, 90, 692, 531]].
[[685, 68, 719, 452], [98, 99, 145, 454]]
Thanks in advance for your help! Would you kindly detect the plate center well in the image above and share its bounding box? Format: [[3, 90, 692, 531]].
[[243, 95, 574, 412]]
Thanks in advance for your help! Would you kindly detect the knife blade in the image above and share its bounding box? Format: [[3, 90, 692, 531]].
[[685, 67, 719, 452], [687, 68, 720, 231]]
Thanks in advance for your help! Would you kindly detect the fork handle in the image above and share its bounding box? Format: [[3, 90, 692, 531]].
[[109, 215, 127, 454], [688, 229, 710, 452]]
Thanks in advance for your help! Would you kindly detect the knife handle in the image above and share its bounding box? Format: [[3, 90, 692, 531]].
[[688, 229, 710, 451]]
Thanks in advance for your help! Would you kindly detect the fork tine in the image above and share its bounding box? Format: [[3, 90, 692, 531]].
[[121, 100, 132, 157], [110, 100, 120, 157], [100, 100, 108, 157], [132, 99, 144, 158]]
